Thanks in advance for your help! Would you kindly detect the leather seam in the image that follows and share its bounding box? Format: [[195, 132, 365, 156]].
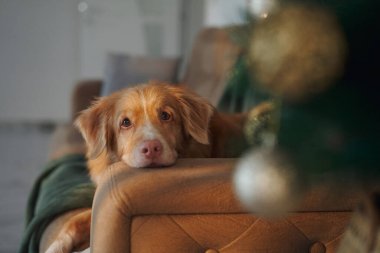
[[284, 218, 311, 242], [219, 218, 260, 251], [108, 165, 131, 218], [167, 215, 204, 249], [325, 233, 345, 246]]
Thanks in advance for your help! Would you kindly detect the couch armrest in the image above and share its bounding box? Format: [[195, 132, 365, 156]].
[[90, 159, 362, 253], [91, 159, 242, 253]]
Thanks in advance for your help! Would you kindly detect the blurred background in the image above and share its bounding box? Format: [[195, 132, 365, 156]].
[[2, 0, 380, 252], [0, 0, 251, 252], [0, 0, 250, 123]]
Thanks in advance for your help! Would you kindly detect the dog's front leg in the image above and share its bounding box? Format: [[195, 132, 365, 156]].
[[45, 209, 91, 253]]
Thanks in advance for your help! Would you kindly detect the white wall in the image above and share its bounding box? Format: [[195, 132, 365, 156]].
[[203, 0, 278, 27], [0, 0, 181, 122], [79, 0, 181, 79], [178, 0, 205, 79], [0, 0, 80, 122], [0, 0, 249, 122], [204, 0, 247, 27]]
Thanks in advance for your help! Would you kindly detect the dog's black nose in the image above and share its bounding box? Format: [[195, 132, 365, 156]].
[[140, 140, 163, 159]]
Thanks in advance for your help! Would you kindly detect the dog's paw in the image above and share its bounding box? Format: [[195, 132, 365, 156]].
[[45, 209, 91, 253], [45, 234, 74, 253]]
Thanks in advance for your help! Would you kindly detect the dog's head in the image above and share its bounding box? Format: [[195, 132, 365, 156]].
[[75, 83, 214, 171]]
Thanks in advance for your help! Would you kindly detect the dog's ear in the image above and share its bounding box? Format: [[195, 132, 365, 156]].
[[167, 86, 214, 145], [75, 96, 115, 159]]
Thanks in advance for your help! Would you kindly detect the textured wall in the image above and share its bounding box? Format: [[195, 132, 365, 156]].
[[0, 0, 80, 122]]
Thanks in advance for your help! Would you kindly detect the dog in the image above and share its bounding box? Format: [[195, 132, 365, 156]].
[[45, 82, 256, 253]]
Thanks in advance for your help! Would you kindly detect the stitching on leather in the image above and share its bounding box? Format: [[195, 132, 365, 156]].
[[285, 212, 352, 245], [131, 216, 153, 236], [219, 218, 260, 251], [108, 165, 131, 217], [284, 218, 311, 241], [325, 233, 345, 247], [291, 210, 353, 213], [167, 215, 204, 248], [107, 166, 138, 253]]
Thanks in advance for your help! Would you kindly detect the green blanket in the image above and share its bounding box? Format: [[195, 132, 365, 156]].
[[18, 154, 95, 253]]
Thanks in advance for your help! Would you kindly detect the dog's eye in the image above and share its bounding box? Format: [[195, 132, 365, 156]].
[[121, 118, 132, 128], [160, 111, 171, 121]]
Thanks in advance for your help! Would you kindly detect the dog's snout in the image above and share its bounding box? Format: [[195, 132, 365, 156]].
[[140, 140, 163, 159]]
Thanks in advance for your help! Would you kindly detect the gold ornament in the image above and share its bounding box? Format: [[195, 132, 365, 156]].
[[244, 101, 277, 147], [249, 4, 347, 102], [233, 148, 303, 218]]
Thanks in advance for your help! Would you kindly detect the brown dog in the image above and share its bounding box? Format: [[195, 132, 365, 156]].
[[76, 82, 248, 184], [45, 83, 250, 253]]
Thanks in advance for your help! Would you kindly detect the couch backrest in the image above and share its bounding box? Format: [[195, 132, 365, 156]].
[[182, 27, 241, 106]]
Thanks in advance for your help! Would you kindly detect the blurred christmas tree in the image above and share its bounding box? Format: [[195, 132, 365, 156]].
[[220, 0, 380, 178], [219, 0, 380, 218]]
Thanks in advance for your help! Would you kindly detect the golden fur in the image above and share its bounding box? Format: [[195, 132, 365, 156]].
[[75, 82, 248, 184], [46, 82, 252, 253]]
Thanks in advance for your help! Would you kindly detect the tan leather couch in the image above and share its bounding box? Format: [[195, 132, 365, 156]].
[[90, 159, 361, 253], [40, 27, 366, 253]]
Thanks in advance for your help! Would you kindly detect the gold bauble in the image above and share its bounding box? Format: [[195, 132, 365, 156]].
[[249, 4, 347, 102], [244, 101, 276, 147], [233, 148, 303, 217]]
